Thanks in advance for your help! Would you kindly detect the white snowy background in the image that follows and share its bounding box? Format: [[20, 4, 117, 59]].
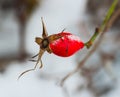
[[0, 0, 120, 97]]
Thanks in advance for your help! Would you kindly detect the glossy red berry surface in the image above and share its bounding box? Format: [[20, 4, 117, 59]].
[[49, 32, 84, 57]]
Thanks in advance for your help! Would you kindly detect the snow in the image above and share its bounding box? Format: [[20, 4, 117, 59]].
[[68, 35, 83, 42], [0, 0, 120, 97]]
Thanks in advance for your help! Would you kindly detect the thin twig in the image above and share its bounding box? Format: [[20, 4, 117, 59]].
[[60, 1, 119, 86]]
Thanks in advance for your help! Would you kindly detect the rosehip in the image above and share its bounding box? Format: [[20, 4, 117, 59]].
[[33, 18, 85, 69], [49, 32, 84, 57], [18, 18, 85, 79], [34, 18, 84, 59]]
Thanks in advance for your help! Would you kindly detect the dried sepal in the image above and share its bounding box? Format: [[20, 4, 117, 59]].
[[35, 49, 45, 68], [31, 53, 39, 58], [35, 37, 42, 45], [18, 49, 45, 79], [46, 47, 52, 53], [48, 34, 63, 43], [41, 17, 48, 38]]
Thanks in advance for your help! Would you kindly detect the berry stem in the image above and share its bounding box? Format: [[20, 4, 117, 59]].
[[85, 0, 118, 49]]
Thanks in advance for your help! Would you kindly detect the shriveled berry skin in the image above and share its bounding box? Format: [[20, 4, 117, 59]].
[[49, 32, 84, 57]]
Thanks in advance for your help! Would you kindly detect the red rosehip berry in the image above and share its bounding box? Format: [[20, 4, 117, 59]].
[[18, 18, 85, 79], [49, 32, 84, 57]]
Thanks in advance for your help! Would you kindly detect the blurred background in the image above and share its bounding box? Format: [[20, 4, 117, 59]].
[[0, 0, 120, 97]]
